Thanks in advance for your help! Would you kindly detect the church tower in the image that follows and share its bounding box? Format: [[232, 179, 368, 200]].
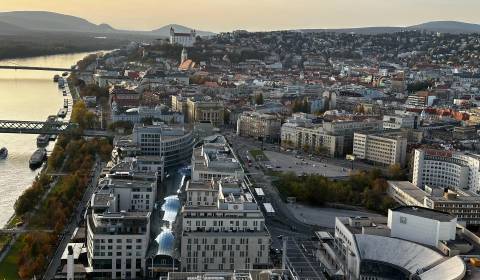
[[181, 48, 188, 64]]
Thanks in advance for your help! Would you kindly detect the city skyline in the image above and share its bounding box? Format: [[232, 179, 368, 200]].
[[1, 0, 480, 32]]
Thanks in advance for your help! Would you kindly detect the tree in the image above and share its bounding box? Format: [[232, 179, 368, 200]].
[[255, 93, 264, 105], [388, 164, 406, 180]]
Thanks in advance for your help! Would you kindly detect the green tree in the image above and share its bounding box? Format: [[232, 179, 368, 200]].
[[255, 93, 264, 105]]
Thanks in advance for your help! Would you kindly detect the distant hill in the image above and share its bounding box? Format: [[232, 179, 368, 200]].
[[0, 20, 28, 35], [408, 21, 480, 34], [0, 11, 215, 38], [151, 24, 215, 37], [0, 11, 110, 33], [300, 21, 480, 35]]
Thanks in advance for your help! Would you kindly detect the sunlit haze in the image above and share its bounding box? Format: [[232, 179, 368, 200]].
[[1, 0, 480, 32]]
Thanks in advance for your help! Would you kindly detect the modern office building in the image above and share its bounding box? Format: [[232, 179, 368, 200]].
[[191, 135, 244, 182], [412, 149, 480, 193], [237, 111, 282, 143], [132, 123, 194, 167], [180, 178, 270, 272], [86, 176, 155, 279], [353, 131, 408, 167], [388, 180, 480, 226]]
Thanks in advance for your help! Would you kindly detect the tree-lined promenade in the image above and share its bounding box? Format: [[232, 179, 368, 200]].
[[0, 100, 112, 279]]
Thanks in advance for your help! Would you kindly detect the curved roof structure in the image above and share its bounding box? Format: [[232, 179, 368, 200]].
[[354, 235, 466, 280], [417, 256, 466, 280], [162, 195, 180, 223], [355, 235, 443, 274], [154, 229, 175, 257]]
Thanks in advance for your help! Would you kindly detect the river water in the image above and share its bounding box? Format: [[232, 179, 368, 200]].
[[0, 52, 98, 226]]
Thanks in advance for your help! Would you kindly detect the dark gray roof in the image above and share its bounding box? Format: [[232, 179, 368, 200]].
[[392, 206, 455, 222]]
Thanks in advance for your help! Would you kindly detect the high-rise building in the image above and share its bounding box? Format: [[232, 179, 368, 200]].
[[353, 132, 408, 167], [86, 176, 156, 279], [412, 149, 480, 192], [180, 179, 270, 272], [132, 123, 194, 167]]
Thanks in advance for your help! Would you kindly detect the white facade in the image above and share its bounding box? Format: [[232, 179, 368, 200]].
[[353, 132, 408, 167], [388, 207, 456, 247], [280, 113, 345, 157], [191, 136, 244, 183], [383, 111, 418, 130], [180, 179, 270, 272], [170, 28, 196, 47], [412, 149, 480, 192], [112, 106, 184, 124]]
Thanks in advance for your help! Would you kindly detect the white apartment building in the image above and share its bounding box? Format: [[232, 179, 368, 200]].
[[412, 149, 480, 192], [132, 123, 194, 167], [383, 111, 418, 130], [180, 179, 270, 272], [237, 111, 282, 143], [281, 114, 344, 157], [353, 132, 408, 167], [191, 135, 244, 182], [87, 178, 153, 279], [97, 177, 156, 212]]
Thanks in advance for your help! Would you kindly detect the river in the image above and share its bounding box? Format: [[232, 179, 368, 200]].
[[0, 52, 100, 226]]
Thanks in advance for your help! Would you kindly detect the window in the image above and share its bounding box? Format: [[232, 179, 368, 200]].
[[400, 216, 407, 224]]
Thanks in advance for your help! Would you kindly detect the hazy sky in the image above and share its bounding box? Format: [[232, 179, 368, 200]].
[[1, 0, 479, 32]]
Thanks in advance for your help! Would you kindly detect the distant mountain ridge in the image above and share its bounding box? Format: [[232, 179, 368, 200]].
[[300, 21, 480, 34], [0, 11, 215, 37], [0, 11, 479, 36]]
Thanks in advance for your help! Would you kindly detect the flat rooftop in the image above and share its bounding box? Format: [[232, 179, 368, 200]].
[[392, 206, 455, 222]]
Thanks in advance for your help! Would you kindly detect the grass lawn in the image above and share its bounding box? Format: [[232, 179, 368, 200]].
[[0, 235, 25, 279], [249, 149, 267, 161]]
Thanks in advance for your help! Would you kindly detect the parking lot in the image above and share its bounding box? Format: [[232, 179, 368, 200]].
[[285, 238, 326, 280], [263, 151, 351, 178]]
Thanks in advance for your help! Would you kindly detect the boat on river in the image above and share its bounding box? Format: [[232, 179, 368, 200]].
[[29, 148, 46, 169]]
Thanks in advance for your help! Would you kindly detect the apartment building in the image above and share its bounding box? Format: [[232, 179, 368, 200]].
[[180, 179, 270, 272], [280, 115, 383, 157], [353, 132, 408, 167], [186, 98, 225, 127], [236, 111, 282, 143], [86, 176, 155, 279], [412, 149, 480, 192], [191, 135, 244, 182], [132, 123, 194, 167]]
